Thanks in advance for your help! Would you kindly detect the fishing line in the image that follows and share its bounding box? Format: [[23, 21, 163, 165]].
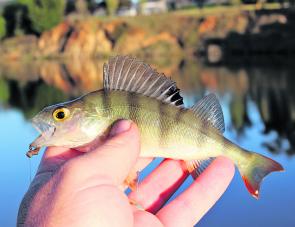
[[28, 158, 32, 184]]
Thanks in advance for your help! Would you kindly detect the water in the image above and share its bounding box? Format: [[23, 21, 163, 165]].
[[0, 58, 294, 226]]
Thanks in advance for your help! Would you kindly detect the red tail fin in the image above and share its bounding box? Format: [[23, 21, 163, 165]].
[[239, 152, 284, 199]]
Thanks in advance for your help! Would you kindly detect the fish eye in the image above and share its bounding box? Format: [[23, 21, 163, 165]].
[[53, 107, 70, 122]]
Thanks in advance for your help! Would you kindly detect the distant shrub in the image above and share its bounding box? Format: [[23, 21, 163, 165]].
[[0, 17, 6, 39], [119, 0, 132, 8], [0, 79, 9, 103], [139, 0, 147, 14], [19, 0, 66, 34], [75, 0, 89, 15], [230, 0, 242, 5], [2, 2, 32, 37], [106, 0, 119, 15]]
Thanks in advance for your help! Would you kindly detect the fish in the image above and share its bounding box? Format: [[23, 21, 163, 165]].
[[27, 55, 284, 199]]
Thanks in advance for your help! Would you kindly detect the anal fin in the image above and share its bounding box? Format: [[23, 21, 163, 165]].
[[124, 171, 144, 210], [185, 158, 215, 180]]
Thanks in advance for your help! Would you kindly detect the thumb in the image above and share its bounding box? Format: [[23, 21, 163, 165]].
[[72, 120, 141, 185]]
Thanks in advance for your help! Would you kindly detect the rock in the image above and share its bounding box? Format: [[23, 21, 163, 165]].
[[142, 32, 178, 48], [104, 20, 128, 45], [0, 59, 39, 82], [0, 10, 293, 61], [114, 27, 181, 58], [114, 27, 146, 54], [199, 16, 217, 34], [38, 20, 112, 58], [39, 61, 74, 93], [64, 20, 112, 58], [0, 35, 38, 60], [39, 59, 104, 93], [207, 43, 223, 64], [62, 58, 103, 91], [38, 22, 72, 57]]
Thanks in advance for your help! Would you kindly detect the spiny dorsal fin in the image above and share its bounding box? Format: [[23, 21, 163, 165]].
[[185, 158, 215, 179], [103, 56, 183, 106], [192, 94, 225, 133]]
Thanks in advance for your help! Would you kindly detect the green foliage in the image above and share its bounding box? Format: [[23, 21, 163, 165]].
[[2, 2, 32, 37], [134, 40, 182, 61], [75, 0, 89, 15], [14, 10, 25, 36], [16, 82, 69, 119], [138, 0, 146, 14], [19, 0, 66, 33], [119, 0, 132, 8], [106, 0, 119, 15], [230, 0, 241, 6], [230, 96, 244, 130], [0, 17, 6, 39], [0, 79, 9, 103], [139, 0, 147, 4], [25, 83, 68, 118]]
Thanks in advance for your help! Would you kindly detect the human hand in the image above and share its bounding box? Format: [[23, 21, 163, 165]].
[[17, 120, 234, 227]]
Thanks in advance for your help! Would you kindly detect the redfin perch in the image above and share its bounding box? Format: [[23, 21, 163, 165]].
[[27, 56, 284, 199]]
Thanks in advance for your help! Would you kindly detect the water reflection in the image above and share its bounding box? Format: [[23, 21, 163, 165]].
[[1, 58, 294, 155]]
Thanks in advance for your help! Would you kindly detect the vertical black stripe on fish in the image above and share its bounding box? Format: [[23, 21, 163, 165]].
[[127, 92, 139, 123], [158, 102, 172, 147], [174, 107, 188, 123], [221, 133, 230, 152], [102, 90, 111, 117], [200, 120, 211, 149]]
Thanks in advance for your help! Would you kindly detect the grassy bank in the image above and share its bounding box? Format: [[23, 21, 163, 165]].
[[172, 3, 282, 16], [0, 5, 292, 62]]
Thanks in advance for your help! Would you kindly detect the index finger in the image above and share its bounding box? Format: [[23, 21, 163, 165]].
[[156, 157, 235, 227], [129, 159, 189, 213]]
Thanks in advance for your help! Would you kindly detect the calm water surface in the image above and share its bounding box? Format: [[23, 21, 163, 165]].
[[0, 58, 294, 226]]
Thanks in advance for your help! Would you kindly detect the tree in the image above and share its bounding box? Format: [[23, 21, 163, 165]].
[[2, 2, 33, 37], [138, 0, 146, 15], [75, 0, 89, 15], [19, 0, 66, 34], [230, 0, 241, 6], [119, 0, 132, 8], [0, 17, 6, 39], [106, 0, 119, 15]]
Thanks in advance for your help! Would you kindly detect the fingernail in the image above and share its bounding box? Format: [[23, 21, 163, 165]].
[[109, 120, 132, 137]]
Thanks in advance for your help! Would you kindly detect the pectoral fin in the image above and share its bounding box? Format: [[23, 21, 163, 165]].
[[124, 171, 140, 191]]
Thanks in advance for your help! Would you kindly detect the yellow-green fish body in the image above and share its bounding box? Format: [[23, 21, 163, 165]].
[[28, 56, 283, 199], [86, 90, 226, 160]]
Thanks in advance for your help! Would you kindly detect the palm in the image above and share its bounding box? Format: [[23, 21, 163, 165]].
[[18, 122, 234, 227]]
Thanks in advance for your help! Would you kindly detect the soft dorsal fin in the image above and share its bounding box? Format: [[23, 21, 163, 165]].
[[192, 94, 225, 133], [103, 56, 183, 106]]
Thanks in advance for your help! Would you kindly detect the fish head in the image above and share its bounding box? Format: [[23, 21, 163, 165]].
[[29, 98, 107, 151]]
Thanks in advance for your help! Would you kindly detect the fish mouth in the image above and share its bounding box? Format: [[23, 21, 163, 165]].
[[32, 120, 56, 139], [27, 119, 56, 158], [32, 120, 56, 138]]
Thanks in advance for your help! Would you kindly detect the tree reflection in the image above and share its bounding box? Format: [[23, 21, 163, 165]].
[[0, 58, 294, 155], [3, 79, 69, 119]]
